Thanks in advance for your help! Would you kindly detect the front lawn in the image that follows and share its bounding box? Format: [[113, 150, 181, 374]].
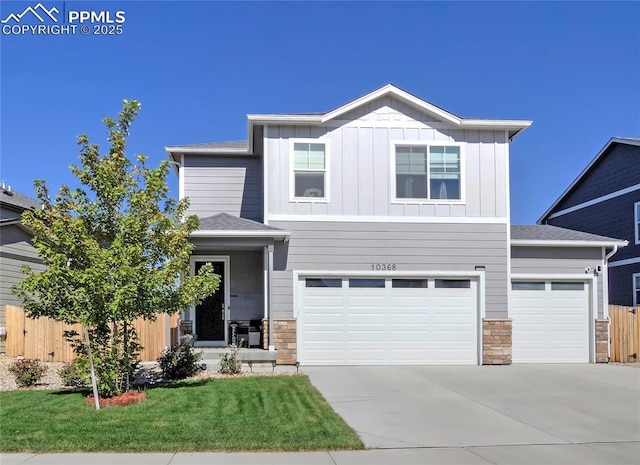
[[0, 375, 364, 452]]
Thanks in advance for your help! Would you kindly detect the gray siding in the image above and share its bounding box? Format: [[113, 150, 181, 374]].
[[271, 221, 509, 319], [511, 246, 605, 318], [265, 96, 509, 219], [0, 225, 45, 353], [192, 250, 264, 321], [183, 155, 263, 222], [553, 143, 640, 210]]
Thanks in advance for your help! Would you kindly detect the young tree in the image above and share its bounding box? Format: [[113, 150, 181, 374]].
[[12, 100, 219, 397]]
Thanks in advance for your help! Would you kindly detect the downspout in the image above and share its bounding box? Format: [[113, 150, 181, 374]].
[[268, 244, 275, 351], [603, 244, 619, 361]]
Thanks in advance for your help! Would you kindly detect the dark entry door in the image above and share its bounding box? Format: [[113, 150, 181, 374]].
[[195, 261, 225, 341]]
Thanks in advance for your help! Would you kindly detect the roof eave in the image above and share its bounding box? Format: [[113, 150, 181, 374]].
[[511, 239, 628, 248], [190, 230, 291, 241]]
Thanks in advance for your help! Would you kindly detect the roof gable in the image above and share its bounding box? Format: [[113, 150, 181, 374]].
[[538, 137, 640, 222]]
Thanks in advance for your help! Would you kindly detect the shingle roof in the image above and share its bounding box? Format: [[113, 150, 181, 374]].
[[511, 225, 624, 243], [0, 188, 40, 217], [198, 213, 283, 231]]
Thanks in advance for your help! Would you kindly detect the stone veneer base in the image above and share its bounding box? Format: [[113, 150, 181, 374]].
[[483, 318, 512, 365], [595, 319, 609, 363], [262, 318, 297, 365]]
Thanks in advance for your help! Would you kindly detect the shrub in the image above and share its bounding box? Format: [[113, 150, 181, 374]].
[[9, 358, 47, 387], [219, 341, 242, 374], [59, 357, 90, 387], [157, 335, 203, 380]]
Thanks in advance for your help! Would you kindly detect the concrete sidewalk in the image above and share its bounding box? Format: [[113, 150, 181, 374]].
[[3, 444, 640, 465]]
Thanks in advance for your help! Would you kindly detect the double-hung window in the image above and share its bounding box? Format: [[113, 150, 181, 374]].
[[394, 144, 462, 201], [292, 141, 327, 200], [634, 273, 640, 307]]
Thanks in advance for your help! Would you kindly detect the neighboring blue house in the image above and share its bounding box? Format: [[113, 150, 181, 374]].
[[165, 84, 625, 366], [539, 137, 639, 307]]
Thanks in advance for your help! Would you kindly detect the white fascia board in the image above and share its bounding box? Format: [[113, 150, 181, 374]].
[[537, 137, 640, 224], [247, 115, 322, 124], [165, 146, 251, 155], [511, 239, 628, 248], [191, 230, 291, 239]]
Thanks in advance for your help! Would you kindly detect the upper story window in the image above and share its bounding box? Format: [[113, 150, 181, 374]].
[[394, 143, 462, 201], [291, 140, 328, 201], [635, 202, 640, 245]]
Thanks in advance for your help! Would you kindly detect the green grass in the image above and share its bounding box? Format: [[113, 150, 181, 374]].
[[0, 375, 364, 452]]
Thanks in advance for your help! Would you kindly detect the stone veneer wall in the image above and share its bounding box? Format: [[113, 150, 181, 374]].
[[262, 318, 297, 365], [483, 318, 512, 365], [595, 319, 609, 363]]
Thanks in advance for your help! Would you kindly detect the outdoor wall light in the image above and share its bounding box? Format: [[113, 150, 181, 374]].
[[475, 265, 486, 271]]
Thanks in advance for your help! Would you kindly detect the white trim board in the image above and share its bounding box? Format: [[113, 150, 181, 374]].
[[545, 183, 640, 220], [511, 239, 627, 248], [608, 257, 640, 268], [267, 214, 508, 224]]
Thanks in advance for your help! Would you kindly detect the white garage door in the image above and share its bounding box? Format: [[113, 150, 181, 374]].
[[298, 276, 478, 365], [511, 281, 590, 363]]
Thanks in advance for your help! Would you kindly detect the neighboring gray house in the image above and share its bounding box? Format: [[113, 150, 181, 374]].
[[166, 84, 626, 365], [0, 186, 44, 353], [539, 137, 640, 306]]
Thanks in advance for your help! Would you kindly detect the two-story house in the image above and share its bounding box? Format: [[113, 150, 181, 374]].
[[539, 137, 640, 307], [166, 84, 626, 366], [0, 185, 44, 354]]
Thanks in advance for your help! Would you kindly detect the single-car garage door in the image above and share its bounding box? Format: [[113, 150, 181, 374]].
[[511, 281, 590, 363], [297, 276, 478, 365]]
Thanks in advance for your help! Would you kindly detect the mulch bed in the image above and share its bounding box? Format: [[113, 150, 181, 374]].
[[85, 390, 147, 408]]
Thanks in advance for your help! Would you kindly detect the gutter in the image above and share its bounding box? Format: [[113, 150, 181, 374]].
[[603, 244, 620, 361]]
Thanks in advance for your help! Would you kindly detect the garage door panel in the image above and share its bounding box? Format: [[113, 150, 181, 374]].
[[299, 276, 478, 365], [512, 281, 589, 364]]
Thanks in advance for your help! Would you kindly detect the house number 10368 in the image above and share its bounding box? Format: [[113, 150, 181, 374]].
[[371, 264, 396, 271]]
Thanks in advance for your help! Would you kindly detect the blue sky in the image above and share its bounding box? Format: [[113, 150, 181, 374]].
[[1, 1, 638, 224]]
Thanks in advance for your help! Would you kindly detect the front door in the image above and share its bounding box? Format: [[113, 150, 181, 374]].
[[194, 260, 226, 343]]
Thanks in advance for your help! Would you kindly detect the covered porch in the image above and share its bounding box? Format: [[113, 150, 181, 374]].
[[179, 214, 290, 357]]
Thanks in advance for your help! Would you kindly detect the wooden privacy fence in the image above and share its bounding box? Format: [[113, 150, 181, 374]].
[[5, 305, 179, 362], [609, 305, 640, 363]]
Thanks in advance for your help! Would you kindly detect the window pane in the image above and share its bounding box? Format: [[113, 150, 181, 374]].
[[306, 278, 342, 288], [551, 282, 584, 291], [430, 146, 460, 200], [396, 174, 427, 199], [396, 146, 426, 174], [294, 142, 325, 169], [295, 172, 325, 197], [392, 279, 428, 288], [349, 278, 385, 288], [512, 282, 545, 291], [435, 279, 471, 289]]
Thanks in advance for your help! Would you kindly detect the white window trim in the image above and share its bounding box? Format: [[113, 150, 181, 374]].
[[289, 138, 330, 203], [389, 140, 465, 204], [635, 201, 640, 245], [633, 272, 640, 307]]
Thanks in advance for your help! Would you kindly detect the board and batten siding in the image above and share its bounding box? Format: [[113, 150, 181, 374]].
[[265, 97, 509, 219], [183, 155, 263, 222], [271, 221, 508, 319], [510, 246, 605, 318], [0, 225, 45, 353]]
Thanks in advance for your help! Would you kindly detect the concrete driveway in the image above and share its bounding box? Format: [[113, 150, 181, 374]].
[[305, 364, 640, 464]]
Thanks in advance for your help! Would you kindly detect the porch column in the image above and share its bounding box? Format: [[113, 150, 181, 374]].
[[267, 244, 275, 351]]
